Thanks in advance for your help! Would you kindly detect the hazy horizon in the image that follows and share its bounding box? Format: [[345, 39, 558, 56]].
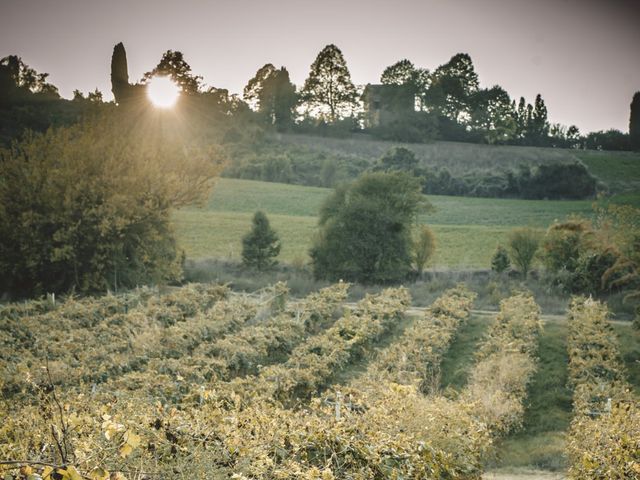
[[2, 0, 639, 134]]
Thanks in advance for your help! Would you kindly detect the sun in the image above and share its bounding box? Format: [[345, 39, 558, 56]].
[[146, 75, 180, 108]]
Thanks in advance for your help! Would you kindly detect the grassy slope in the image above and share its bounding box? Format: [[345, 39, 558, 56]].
[[174, 178, 594, 267], [575, 150, 640, 196], [277, 134, 580, 175]]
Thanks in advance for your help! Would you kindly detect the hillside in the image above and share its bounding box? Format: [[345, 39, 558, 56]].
[[174, 177, 594, 267], [1, 282, 638, 478], [227, 133, 640, 203], [278, 133, 581, 175]]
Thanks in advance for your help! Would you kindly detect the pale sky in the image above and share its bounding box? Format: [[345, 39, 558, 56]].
[[1, 0, 639, 133]]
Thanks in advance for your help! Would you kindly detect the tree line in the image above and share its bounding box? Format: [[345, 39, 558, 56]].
[[2, 45, 640, 151]]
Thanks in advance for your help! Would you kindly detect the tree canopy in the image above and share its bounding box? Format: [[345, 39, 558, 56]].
[[311, 171, 429, 283], [300, 44, 357, 122], [143, 50, 203, 94], [244, 64, 297, 130], [0, 112, 223, 295]]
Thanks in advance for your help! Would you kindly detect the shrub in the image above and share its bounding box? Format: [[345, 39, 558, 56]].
[[491, 245, 510, 273], [412, 225, 436, 276], [241, 211, 281, 270], [508, 228, 541, 277], [310, 171, 428, 284], [0, 113, 222, 295]]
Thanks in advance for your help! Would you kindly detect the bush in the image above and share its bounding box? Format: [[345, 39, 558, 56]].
[[508, 228, 541, 277], [542, 219, 592, 274], [491, 245, 510, 273], [310, 171, 428, 284], [412, 225, 436, 275], [0, 113, 222, 296], [241, 211, 281, 270]]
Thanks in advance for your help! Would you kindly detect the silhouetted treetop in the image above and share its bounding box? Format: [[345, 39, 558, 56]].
[[300, 44, 357, 122], [143, 50, 203, 94], [0, 55, 59, 103]]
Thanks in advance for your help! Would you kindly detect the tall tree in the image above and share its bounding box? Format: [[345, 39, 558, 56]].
[[111, 43, 130, 104], [470, 86, 516, 144], [424, 53, 479, 122], [244, 63, 277, 110], [300, 44, 357, 122], [261, 67, 297, 130], [530, 93, 550, 144], [630, 91, 640, 150], [143, 50, 202, 94], [244, 64, 297, 129], [0, 55, 59, 99], [380, 59, 429, 110]]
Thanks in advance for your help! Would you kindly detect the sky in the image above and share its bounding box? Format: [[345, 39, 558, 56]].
[[1, 0, 639, 134]]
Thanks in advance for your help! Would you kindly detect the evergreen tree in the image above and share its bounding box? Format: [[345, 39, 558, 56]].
[[242, 211, 281, 270], [111, 43, 129, 104], [491, 245, 510, 273], [630, 91, 640, 150], [300, 44, 357, 122]]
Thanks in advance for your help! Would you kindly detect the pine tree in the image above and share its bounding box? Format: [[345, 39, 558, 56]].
[[242, 211, 281, 270], [491, 245, 510, 273]]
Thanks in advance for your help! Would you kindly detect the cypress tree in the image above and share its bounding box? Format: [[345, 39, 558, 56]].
[[111, 43, 129, 104], [630, 91, 640, 150]]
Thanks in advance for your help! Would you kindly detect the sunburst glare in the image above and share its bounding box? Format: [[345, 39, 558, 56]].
[[146, 75, 180, 108]]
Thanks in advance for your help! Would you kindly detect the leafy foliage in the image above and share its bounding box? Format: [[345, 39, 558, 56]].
[[300, 44, 357, 122], [310, 171, 428, 283], [565, 297, 639, 479], [508, 227, 541, 277], [0, 112, 223, 295], [491, 245, 510, 273], [413, 225, 436, 275], [142, 50, 202, 94], [0, 55, 59, 101], [464, 293, 542, 434]]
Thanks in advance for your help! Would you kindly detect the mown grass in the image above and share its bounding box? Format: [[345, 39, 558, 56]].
[[575, 150, 640, 194], [492, 321, 572, 471], [174, 178, 595, 268], [439, 315, 491, 391], [489, 318, 640, 472]]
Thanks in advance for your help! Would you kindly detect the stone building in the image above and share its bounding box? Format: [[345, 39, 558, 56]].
[[361, 84, 415, 128]]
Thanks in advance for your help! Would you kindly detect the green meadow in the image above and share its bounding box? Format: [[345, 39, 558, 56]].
[[173, 178, 595, 268]]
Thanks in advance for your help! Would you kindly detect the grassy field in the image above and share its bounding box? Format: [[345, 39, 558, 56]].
[[174, 178, 595, 268]]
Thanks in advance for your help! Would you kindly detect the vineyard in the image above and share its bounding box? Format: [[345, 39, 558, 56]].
[[1, 283, 639, 479]]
